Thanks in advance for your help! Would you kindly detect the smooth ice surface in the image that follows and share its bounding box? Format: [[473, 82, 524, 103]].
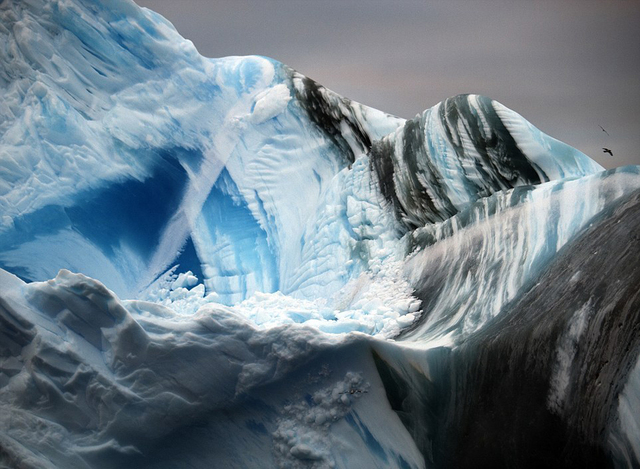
[[1, 0, 640, 468]]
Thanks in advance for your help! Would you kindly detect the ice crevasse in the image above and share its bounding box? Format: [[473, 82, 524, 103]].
[[1, 0, 640, 468]]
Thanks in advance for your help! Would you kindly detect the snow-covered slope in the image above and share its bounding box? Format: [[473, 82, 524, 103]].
[[1, 0, 639, 468]]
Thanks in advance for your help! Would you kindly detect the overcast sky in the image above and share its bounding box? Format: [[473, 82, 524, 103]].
[[136, 0, 640, 169]]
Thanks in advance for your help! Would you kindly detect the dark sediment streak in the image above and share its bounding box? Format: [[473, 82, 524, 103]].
[[369, 95, 549, 230], [378, 188, 640, 468], [292, 73, 373, 167]]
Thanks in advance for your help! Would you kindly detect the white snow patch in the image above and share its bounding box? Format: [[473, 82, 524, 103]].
[[250, 84, 291, 124], [272, 372, 369, 468], [547, 300, 592, 414]]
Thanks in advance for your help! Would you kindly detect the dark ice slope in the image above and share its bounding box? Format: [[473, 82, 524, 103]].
[[376, 187, 640, 468]]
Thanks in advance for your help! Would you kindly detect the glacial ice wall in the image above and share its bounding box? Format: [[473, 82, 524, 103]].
[[0, 0, 403, 303], [1, 0, 640, 468]]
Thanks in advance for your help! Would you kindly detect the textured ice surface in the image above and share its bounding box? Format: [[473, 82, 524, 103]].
[[1, 0, 640, 468]]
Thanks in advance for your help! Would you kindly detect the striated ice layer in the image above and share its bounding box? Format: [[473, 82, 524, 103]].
[[1, 0, 640, 468], [400, 166, 640, 343], [369, 94, 602, 230]]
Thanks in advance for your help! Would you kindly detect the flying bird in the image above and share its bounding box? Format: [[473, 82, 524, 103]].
[[603, 147, 613, 156], [599, 125, 610, 136]]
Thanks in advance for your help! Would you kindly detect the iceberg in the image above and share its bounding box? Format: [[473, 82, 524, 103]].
[[1, 0, 639, 467]]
